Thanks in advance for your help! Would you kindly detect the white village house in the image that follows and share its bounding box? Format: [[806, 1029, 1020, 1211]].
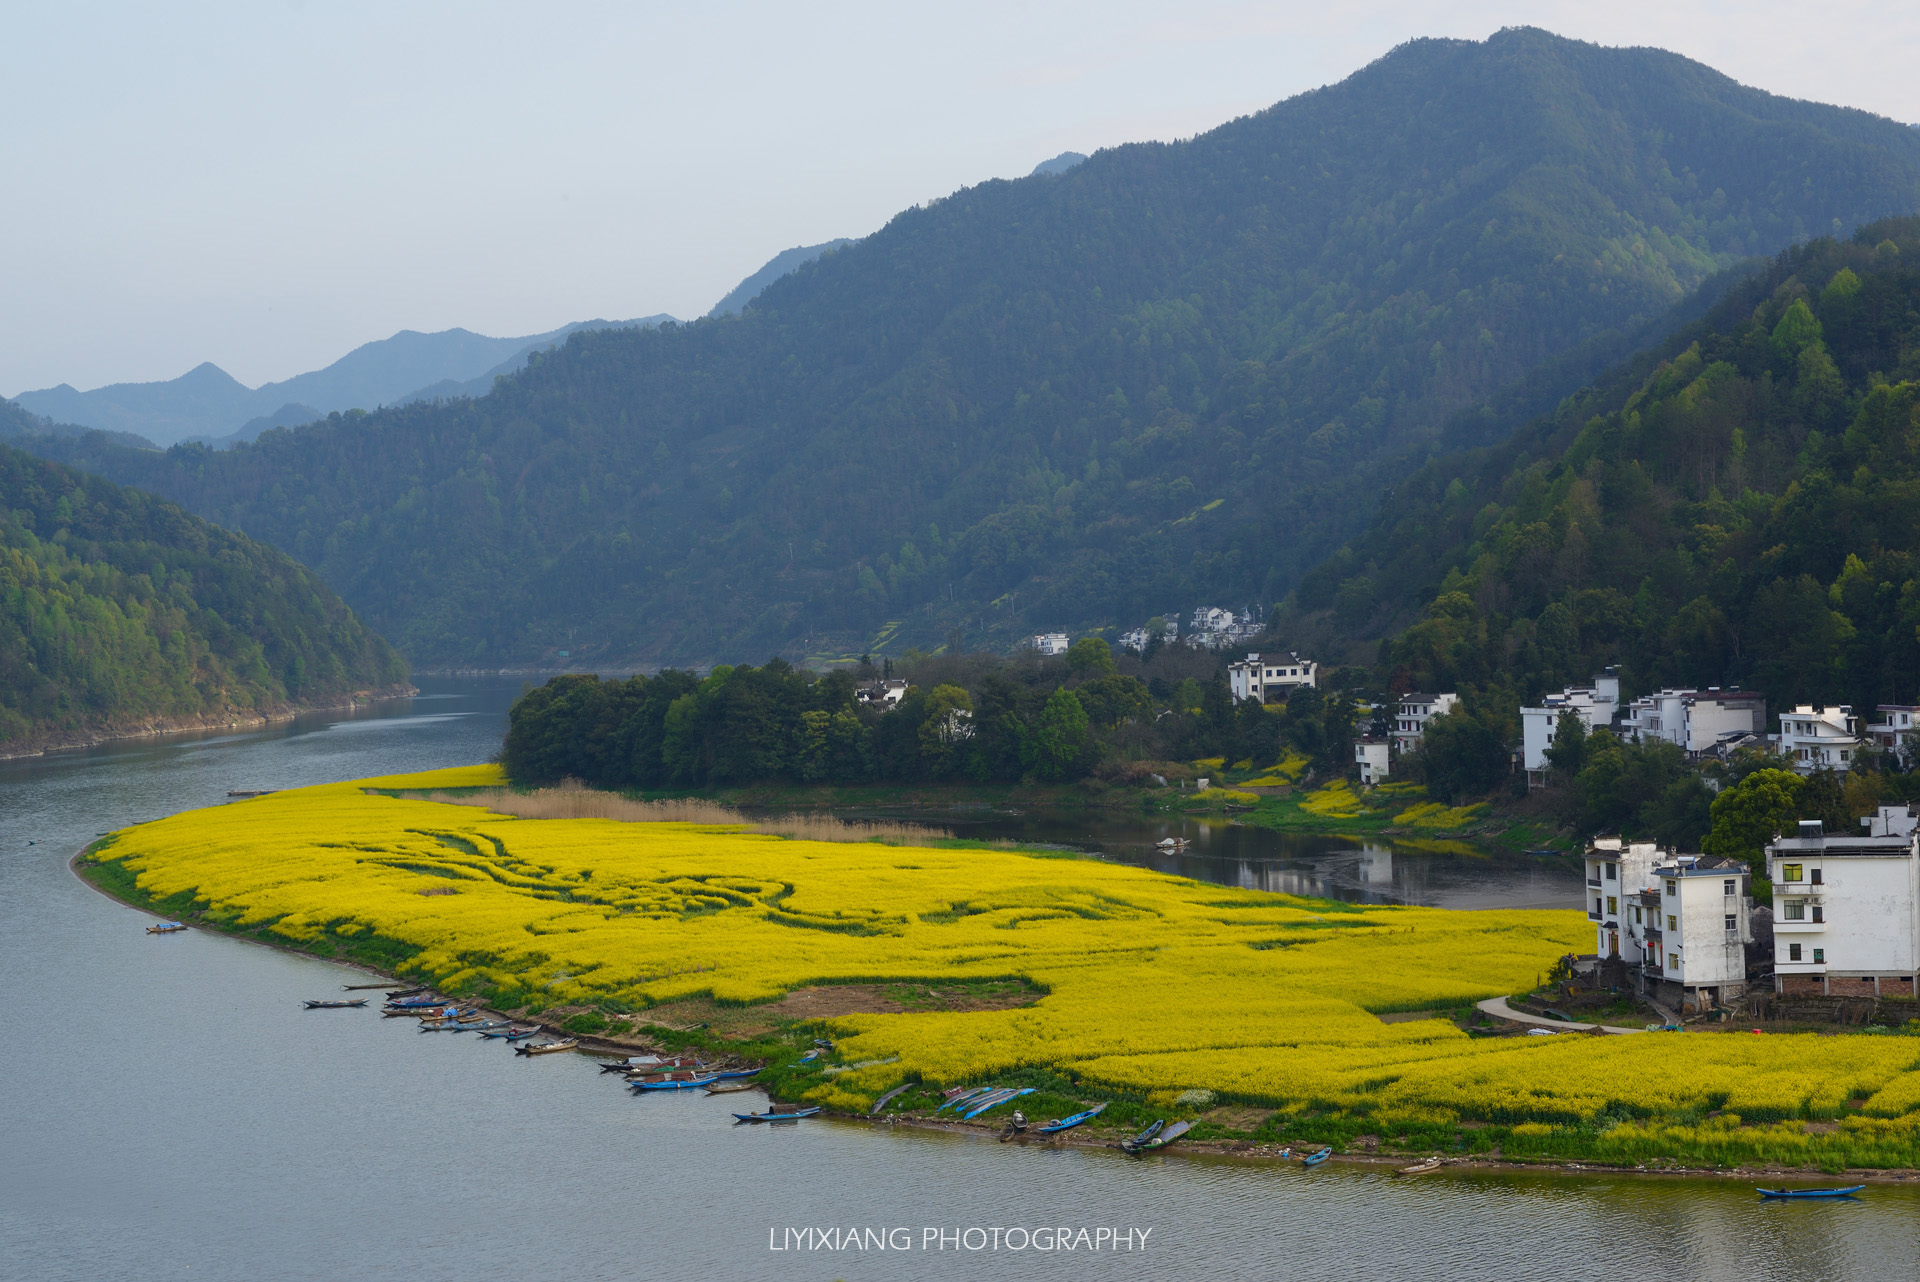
[[1354, 737, 1392, 785], [1867, 705, 1920, 767], [1621, 687, 1767, 754], [1185, 606, 1262, 650], [1585, 838, 1752, 1011], [1118, 617, 1179, 653], [1519, 671, 1621, 787], [1767, 807, 1920, 998], [1770, 705, 1862, 774], [1028, 632, 1071, 658], [1227, 652, 1317, 705], [1390, 692, 1459, 753], [855, 678, 910, 709]]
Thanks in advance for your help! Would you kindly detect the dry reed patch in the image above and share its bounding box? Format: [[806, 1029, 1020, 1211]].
[[1204, 1105, 1276, 1131], [421, 782, 951, 844]]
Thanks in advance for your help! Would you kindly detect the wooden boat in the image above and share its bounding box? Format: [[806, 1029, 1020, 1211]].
[[633, 1075, 720, 1091], [707, 1067, 762, 1081], [384, 996, 448, 1009], [733, 1107, 822, 1123], [705, 1081, 759, 1094], [1136, 1119, 1192, 1151], [1301, 1146, 1333, 1167], [998, 1116, 1030, 1142], [481, 1025, 541, 1039], [147, 921, 187, 934], [386, 986, 429, 998], [1758, 1186, 1866, 1199], [1037, 1102, 1108, 1134], [461, 1020, 511, 1032], [950, 1086, 1011, 1117], [1120, 1119, 1165, 1152], [302, 998, 368, 1009], [342, 982, 394, 991], [602, 1055, 692, 1073], [514, 1038, 578, 1056], [871, 1081, 918, 1115], [1398, 1156, 1444, 1174], [963, 1088, 1035, 1121]]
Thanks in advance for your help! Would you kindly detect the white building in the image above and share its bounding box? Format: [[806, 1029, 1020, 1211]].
[[1118, 618, 1178, 653], [1029, 632, 1071, 658], [1390, 692, 1459, 753], [1184, 606, 1261, 650], [1767, 807, 1920, 999], [1227, 652, 1318, 704], [1521, 672, 1622, 786], [1585, 839, 1751, 1010], [1354, 737, 1391, 785], [1866, 705, 1920, 768], [1621, 687, 1766, 754], [1770, 705, 1862, 774], [855, 678, 909, 709]]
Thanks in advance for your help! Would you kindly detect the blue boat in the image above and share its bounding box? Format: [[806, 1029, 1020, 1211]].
[[733, 1106, 822, 1123], [1301, 1146, 1333, 1167], [963, 1088, 1035, 1121], [1037, 1102, 1108, 1134], [1121, 1119, 1165, 1152], [1758, 1186, 1865, 1199], [632, 1075, 719, 1091], [935, 1087, 991, 1115], [707, 1068, 762, 1081]]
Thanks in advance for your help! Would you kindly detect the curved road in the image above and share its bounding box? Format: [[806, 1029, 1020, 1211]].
[[1476, 996, 1644, 1035]]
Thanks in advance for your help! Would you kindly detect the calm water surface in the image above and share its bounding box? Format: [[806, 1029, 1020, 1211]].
[[2, 678, 1910, 1281]]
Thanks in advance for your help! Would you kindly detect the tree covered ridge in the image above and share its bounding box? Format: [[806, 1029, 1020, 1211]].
[[0, 444, 408, 746], [1287, 217, 1920, 725], [19, 29, 1920, 667]]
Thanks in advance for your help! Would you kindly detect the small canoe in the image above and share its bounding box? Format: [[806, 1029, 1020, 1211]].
[[1301, 1146, 1333, 1167], [708, 1068, 762, 1081], [343, 982, 394, 991], [998, 1118, 1030, 1142], [384, 996, 448, 1009], [481, 1025, 541, 1039], [386, 986, 429, 998], [733, 1107, 822, 1123], [706, 1081, 759, 1094], [147, 921, 188, 934], [514, 1038, 579, 1056], [963, 1088, 1035, 1121], [633, 1076, 719, 1091], [602, 1055, 694, 1073], [871, 1081, 918, 1115], [1037, 1103, 1108, 1134], [1137, 1119, 1192, 1151], [1758, 1186, 1865, 1199], [1399, 1157, 1444, 1175], [935, 1087, 992, 1115], [303, 999, 368, 1009], [1121, 1119, 1166, 1152]]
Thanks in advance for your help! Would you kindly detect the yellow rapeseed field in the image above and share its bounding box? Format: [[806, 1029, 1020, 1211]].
[[86, 767, 1920, 1145]]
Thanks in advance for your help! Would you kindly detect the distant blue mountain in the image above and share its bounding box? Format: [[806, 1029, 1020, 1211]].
[[707, 240, 857, 318], [1030, 151, 1087, 176], [14, 316, 674, 447]]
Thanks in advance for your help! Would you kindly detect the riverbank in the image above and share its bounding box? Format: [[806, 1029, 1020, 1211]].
[[0, 684, 417, 760]]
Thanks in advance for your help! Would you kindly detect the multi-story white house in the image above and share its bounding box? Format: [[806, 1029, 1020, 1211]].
[[1770, 705, 1862, 774], [1390, 692, 1459, 753], [855, 678, 910, 709], [1117, 618, 1179, 653], [1354, 737, 1391, 785], [1585, 839, 1751, 1011], [1618, 687, 1765, 755], [1227, 652, 1318, 704], [1520, 671, 1622, 786], [1866, 705, 1920, 768], [1028, 632, 1071, 658], [1767, 807, 1920, 999]]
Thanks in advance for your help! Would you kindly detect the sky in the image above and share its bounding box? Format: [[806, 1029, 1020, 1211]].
[[4, 0, 1918, 396]]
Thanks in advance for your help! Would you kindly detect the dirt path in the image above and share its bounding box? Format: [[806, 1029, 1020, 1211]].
[[1476, 996, 1643, 1035]]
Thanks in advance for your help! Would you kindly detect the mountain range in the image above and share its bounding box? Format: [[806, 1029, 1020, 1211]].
[[12, 28, 1920, 672]]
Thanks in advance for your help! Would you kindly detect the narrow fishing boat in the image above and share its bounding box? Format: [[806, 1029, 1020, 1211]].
[[706, 1068, 762, 1081], [1398, 1157, 1444, 1175], [1300, 1146, 1333, 1167], [1757, 1186, 1866, 1199], [632, 1075, 720, 1091], [601, 1055, 689, 1073], [935, 1087, 992, 1115], [384, 996, 448, 1009], [706, 1081, 758, 1095], [733, 1107, 822, 1123], [1037, 1103, 1108, 1134], [954, 1087, 1014, 1117], [963, 1088, 1035, 1121], [385, 986, 429, 998], [998, 1113, 1030, 1142], [514, 1038, 579, 1056], [146, 921, 187, 934], [342, 982, 393, 991], [871, 1081, 918, 1115], [481, 1025, 541, 1039], [460, 1020, 511, 1032], [1120, 1120, 1166, 1153], [1136, 1119, 1192, 1151], [302, 999, 368, 1009]]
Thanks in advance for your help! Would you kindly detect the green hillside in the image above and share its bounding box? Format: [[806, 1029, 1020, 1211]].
[[0, 443, 408, 750], [22, 29, 1920, 667], [1285, 217, 1920, 723]]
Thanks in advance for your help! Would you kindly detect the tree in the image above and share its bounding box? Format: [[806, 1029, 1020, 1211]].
[[1543, 707, 1588, 781], [1417, 709, 1509, 802], [1023, 687, 1089, 781], [1703, 767, 1804, 885], [917, 683, 975, 774], [1065, 637, 1117, 680]]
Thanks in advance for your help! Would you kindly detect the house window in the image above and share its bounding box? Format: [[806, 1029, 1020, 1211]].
[[1594, 898, 1603, 915], [1605, 863, 1617, 881], [1781, 864, 1802, 883], [1812, 906, 1824, 923], [1665, 880, 1678, 896], [1725, 914, 1737, 931], [1723, 879, 1736, 896], [1634, 907, 1642, 924], [1811, 869, 1822, 885], [1607, 896, 1618, 915], [1667, 915, 1677, 931], [1813, 948, 1825, 964], [1783, 902, 1805, 921], [1668, 954, 1680, 970], [1790, 944, 1803, 961]]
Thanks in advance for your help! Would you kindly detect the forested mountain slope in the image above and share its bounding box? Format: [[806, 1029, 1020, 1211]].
[[22, 29, 1920, 667], [0, 444, 407, 750], [1285, 218, 1920, 722]]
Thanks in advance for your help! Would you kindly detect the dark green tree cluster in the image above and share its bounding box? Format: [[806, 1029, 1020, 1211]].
[[20, 31, 1920, 667], [502, 640, 1356, 789], [0, 444, 407, 746]]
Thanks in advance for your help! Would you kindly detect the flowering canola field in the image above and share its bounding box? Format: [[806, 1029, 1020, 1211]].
[[88, 767, 1920, 1161]]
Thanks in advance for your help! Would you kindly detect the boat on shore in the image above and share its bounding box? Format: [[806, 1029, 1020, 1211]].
[[480, 1026, 541, 1040], [603, 1055, 697, 1073], [962, 1087, 1035, 1121], [1037, 1103, 1108, 1134], [146, 921, 187, 934], [1301, 1146, 1333, 1167], [514, 1038, 578, 1056], [385, 986, 428, 998], [631, 1074, 720, 1091], [706, 1081, 758, 1094], [733, 1107, 821, 1123], [1120, 1119, 1165, 1152], [1399, 1157, 1444, 1175], [1758, 1186, 1865, 1199], [1135, 1119, 1192, 1151], [871, 1081, 917, 1115], [302, 998, 368, 1009]]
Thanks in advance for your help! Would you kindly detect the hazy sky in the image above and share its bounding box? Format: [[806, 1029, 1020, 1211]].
[[5, 0, 1917, 395]]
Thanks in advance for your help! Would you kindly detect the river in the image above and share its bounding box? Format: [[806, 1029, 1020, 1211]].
[[2, 678, 1910, 1281]]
